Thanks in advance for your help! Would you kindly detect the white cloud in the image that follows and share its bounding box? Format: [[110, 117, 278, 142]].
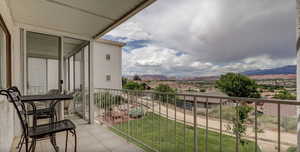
[[106, 0, 296, 76], [122, 44, 295, 76], [107, 22, 152, 43], [122, 45, 215, 76]]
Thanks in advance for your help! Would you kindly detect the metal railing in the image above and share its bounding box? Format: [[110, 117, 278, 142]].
[[94, 88, 300, 152]]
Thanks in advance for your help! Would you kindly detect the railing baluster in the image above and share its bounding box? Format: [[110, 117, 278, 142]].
[[194, 96, 198, 152], [219, 99, 222, 152], [141, 91, 144, 139], [159, 93, 161, 152], [205, 97, 208, 152], [166, 94, 169, 151], [235, 101, 240, 152], [152, 92, 154, 148], [127, 91, 130, 138], [174, 94, 177, 152], [255, 102, 258, 152], [277, 104, 281, 152], [184, 95, 186, 152]]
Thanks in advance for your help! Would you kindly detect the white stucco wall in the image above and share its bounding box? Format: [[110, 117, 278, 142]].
[[93, 41, 122, 89], [0, 0, 19, 151]]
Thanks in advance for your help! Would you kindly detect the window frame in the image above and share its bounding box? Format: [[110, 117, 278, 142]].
[[106, 74, 111, 81], [105, 54, 111, 61], [0, 15, 12, 88]]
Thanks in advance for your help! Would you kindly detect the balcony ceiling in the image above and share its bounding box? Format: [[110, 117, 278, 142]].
[[6, 0, 155, 39]]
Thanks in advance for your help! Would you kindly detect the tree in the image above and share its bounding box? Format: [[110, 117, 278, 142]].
[[216, 73, 261, 146], [123, 81, 143, 90], [122, 77, 128, 87], [133, 74, 142, 81], [154, 84, 176, 103], [216, 73, 260, 98], [273, 89, 296, 100]]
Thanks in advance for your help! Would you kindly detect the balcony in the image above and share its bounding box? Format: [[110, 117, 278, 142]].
[[93, 88, 299, 152]]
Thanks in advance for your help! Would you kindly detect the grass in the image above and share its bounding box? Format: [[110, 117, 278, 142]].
[[110, 112, 259, 152]]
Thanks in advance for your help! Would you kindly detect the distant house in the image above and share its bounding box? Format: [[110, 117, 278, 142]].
[[177, 92, 228, 110]]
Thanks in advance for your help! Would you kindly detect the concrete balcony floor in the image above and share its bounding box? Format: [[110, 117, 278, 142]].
[[11, 115, 143, 152]]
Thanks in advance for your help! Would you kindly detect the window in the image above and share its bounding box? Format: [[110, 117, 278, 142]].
[[106, 54, 110, 61], [0, 15, 11, 88], [106, 75, 111, 81]]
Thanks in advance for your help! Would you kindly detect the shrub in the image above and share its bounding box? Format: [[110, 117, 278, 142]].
[[95, 92, 123, 109], [273, 89, 296, 100], [200, 89, 206, 92], [123, 81, 144, 90], [287, 146, 296, 152], [154, 84, 176, 103], [129, 107, 144, 118]]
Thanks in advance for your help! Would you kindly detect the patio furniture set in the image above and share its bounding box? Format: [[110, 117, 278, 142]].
[[0, 87, 77, 152]]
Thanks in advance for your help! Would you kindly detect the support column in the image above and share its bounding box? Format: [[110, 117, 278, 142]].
[[297, 1, 300, 151], [81, 49, 86, 120], [89, 40, 95, 124], [58, 36, 64, 120]]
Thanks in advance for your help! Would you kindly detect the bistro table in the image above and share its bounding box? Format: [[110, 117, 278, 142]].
[[21, 94, 73, 151]]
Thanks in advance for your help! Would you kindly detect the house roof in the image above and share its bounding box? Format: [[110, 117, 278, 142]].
[[96, 39, 126, 47], [6, 0, 155, 39]]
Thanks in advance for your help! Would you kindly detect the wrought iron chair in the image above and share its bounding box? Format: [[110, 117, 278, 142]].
[[1, 89, 77, 152], [8, 87, 59, 150]]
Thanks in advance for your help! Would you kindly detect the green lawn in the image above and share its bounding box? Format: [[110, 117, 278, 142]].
[[110, 112, 259, 152]]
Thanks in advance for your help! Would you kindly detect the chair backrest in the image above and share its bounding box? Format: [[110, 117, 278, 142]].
[[8, 86, 22, 96], [0, 89, 28, 135], [47, 89, 60, 95]]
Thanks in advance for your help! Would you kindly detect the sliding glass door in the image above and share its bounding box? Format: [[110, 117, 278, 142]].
[[23, 31, 91, 122], [65, 39, 90, 120], [26, 32, 60, 95]]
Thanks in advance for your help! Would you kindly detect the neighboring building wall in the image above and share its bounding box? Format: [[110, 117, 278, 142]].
[[93, 40, 123, 89], [0, 0, 19, 151]]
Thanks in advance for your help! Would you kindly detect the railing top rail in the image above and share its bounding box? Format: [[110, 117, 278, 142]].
[[95, 88, 300, 105]]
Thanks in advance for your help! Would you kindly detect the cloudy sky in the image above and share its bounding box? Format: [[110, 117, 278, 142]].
[[104, 0, 296, 77]]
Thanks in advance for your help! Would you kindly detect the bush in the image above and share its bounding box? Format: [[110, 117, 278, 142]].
[[129, 107, 144, 118], [123, 81, 145, 90], [200, 89, 206, 92], [287, 146, 296, 152], [95, 92, 123, 109], [154, 84, 176, 103], [273, 89, 296, 100]]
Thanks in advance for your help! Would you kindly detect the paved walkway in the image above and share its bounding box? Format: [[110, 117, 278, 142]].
[[11, 115, 143, 152]]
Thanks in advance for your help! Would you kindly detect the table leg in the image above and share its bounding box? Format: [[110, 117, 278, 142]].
[[50, 107, 59, 152]]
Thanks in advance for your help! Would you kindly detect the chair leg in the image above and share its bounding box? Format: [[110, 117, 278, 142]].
[[28, 139, 34, 152], [31, 139, 36, 152], [25, 138, 29, 152], [65, 131, 69, 152], [18, 135, 25, 152], [71, 130, 77, 152], [16, 133, 24, 149]]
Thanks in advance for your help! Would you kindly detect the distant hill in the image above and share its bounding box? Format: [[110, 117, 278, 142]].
[[242, 65, 296, 75]]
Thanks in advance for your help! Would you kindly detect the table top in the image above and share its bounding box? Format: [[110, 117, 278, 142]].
[[21, 94, 73, 103]]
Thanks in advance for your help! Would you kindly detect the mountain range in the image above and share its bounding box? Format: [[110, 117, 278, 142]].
[[125, 65, 297, 81], [242, 65, 296, 75]]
